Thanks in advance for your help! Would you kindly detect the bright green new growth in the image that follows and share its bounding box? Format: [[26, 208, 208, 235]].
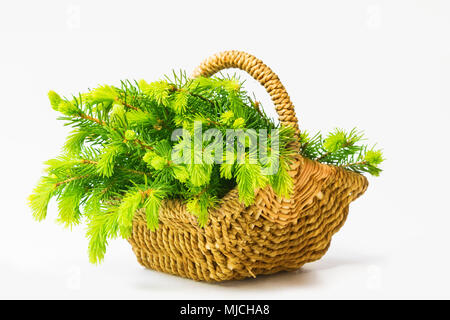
[[29, 71, 383, 264], [299, 128, 384, 176]]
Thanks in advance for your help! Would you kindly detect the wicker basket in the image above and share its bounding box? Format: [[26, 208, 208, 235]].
[[128, 50, 369, 282]]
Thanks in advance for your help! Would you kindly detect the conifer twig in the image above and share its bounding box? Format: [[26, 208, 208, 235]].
[[80, 159, 150, 176], [315, 141, 352, 162], [55, 174, 90, 187], [341, 160, 368, 168], [79, 113, 106, 126], [189, 91, 214, 106], [134, 138, 154, 151], [115, 97, 139, 111], [170, 85, 215, 106]]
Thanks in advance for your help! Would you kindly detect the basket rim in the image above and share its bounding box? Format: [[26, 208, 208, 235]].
[[130, 156, 369, 228]]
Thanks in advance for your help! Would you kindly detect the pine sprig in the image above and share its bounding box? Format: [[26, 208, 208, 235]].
[[300, 128, 384, 175]]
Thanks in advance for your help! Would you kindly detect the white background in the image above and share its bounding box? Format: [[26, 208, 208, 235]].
[[0, 0, 449, 299]]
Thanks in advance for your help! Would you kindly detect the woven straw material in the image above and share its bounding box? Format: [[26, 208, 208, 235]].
[[128, 51, 369, 281]]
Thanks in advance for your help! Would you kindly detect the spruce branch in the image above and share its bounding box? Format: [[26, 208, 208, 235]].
[[300, 128, 384, 175], [79, 159, 150, 177], [79, 113, 106, 126], [314, 141, 351, 162], [342, 160, 367, 167], [168, 83, 216, 107], [115, 97, 139, 111], [55, 174, 91, 187], [133, 137, 154, 151]]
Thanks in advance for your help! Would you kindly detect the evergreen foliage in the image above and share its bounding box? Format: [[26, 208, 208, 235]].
[[29, 71, 383, 263], [299, 128, 384, 176]]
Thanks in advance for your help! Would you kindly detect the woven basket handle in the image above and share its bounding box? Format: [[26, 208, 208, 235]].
[[192, 50, 300, 135]]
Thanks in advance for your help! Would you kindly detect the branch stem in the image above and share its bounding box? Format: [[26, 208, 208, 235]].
[[341, 160, 368, 168], [55, 174, 90, 187], [315, 141, 352, 162], [80, 159, 150, 176], [79, 113, 106, 126], [116, 97, 139, 111]]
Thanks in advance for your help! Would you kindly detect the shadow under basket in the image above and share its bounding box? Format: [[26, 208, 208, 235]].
[[127, 51, 369, 282]]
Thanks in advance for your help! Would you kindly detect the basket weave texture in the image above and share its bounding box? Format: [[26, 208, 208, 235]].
[[128, 51, 369, 281]]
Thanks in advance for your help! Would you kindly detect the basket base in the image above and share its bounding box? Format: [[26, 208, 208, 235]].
[[128, 160, 368, 282], [128, 203, 349, 282], [129, 235, 332, 282]]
